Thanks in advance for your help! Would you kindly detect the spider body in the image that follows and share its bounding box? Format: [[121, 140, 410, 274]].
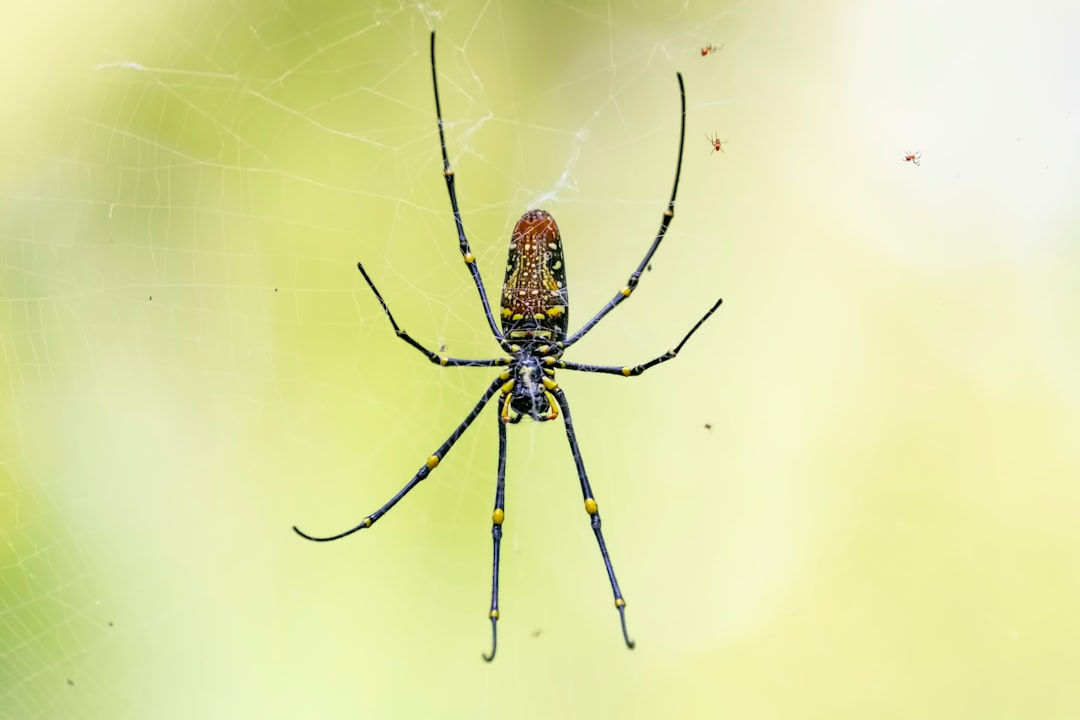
[[294, 32, 723, 662], [501, 209, 568, 342], [904, 151, 921, 166], [708, 133, 727, 154]]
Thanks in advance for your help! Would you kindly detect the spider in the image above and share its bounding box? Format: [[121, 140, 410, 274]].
[[904, 151, 921, 166], [700, 43, 723, 57], [293, 31, 724, 662], [707, 133, 727, 154]]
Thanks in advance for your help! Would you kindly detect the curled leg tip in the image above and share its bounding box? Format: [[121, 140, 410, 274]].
[[482, 618, 498, 662], [618, 606, 634, 650]]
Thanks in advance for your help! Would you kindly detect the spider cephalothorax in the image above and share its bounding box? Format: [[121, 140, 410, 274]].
[[294, 31, 723, 662]]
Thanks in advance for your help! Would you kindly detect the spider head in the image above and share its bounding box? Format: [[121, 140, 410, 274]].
[[500, 210, 569, 343]]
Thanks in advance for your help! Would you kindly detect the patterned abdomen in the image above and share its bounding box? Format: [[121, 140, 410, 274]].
[[500, 209, 568, 341]]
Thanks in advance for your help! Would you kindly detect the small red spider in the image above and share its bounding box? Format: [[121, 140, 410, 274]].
[[903, 151, 921, 166], [700, 43, 723, 57], [707, 133, 727, 154]]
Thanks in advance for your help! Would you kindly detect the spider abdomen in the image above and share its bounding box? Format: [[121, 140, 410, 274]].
[[500, 209, 568, 341]]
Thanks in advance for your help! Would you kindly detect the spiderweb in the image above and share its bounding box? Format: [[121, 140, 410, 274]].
[[3, 0, 1080, 718]]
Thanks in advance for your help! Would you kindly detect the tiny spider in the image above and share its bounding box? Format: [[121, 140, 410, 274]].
[[700, 43, 722, 57], [707, 133, 727, 154], [903, 151, 921, 166], [294, 32, 723, 663]]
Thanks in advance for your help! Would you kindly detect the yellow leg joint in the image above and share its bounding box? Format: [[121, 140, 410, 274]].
[[584, 498, 598, 515], [426, 455, 440, 469], [621, 367, 632, 376], [463, 252, 475, 264], [620, 286, 632, 297], [615, 598, 626, 609], [492, 508, 504, 525], [363, 517, 373, 528], [490, 610, 499, 619]]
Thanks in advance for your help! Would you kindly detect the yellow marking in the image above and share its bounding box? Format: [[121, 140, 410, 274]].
[[547, 242, 558, 250], [533, 313, 545, 321], [664, 209, 673, 217], [620, 287, 632, 297], [615, 598, 626, 608], [541, 377, 558, 391], [501, 308, 512, 318], [490, 610, 500, 619], [499, 370, 512, 381], [445, 169, 455, 178], [621, 367, 632, 376], [509, 330, 553, 340], [426, 456, 440, 469], [543, 368, 555, 377], [464, 253, 475, 264], [552, 260, 562, 270], [500, 379, 515, 394], [363, 518, 373, 528], [492, 508, 504, 525], [509, 344, 521, 353], [585, 498, 598, 515], [512, 313, 524, 321], [543, 357, 557, 366], [530, 288, 540, 296], [537, 345, 550, 353], [500, 392, 514, 423], [543, 391, 559, 420], [439, 355, 448, 366], [546, 306, 564, 317]]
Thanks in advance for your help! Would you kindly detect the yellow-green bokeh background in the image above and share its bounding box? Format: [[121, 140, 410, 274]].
[[3, 0, 1079, 717]]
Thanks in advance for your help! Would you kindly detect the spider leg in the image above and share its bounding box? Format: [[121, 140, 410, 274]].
[[551, 387, 635, 650], [358, 263, 510, 368], [555, 297, 723, 377], [563, 72, 687, 349], [292, 374, 506, 542], [482, 400, 508, 662], [429, 32, 503, 344]]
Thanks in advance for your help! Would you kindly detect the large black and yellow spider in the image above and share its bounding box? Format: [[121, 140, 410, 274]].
[[293, 32, 723, 661]]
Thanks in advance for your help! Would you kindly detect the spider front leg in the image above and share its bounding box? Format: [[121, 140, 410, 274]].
[[483, 400, 508, 662], [292, 375, 505, 543], [562, 72, 687, 350], [550, 386, 634, 649], [556, 296, 723, 377], [357, 262, 510, 369], [429, 31, 503, 343]]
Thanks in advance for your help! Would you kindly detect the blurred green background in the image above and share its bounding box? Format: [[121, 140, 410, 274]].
[[2, 0, 1079, 717]]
